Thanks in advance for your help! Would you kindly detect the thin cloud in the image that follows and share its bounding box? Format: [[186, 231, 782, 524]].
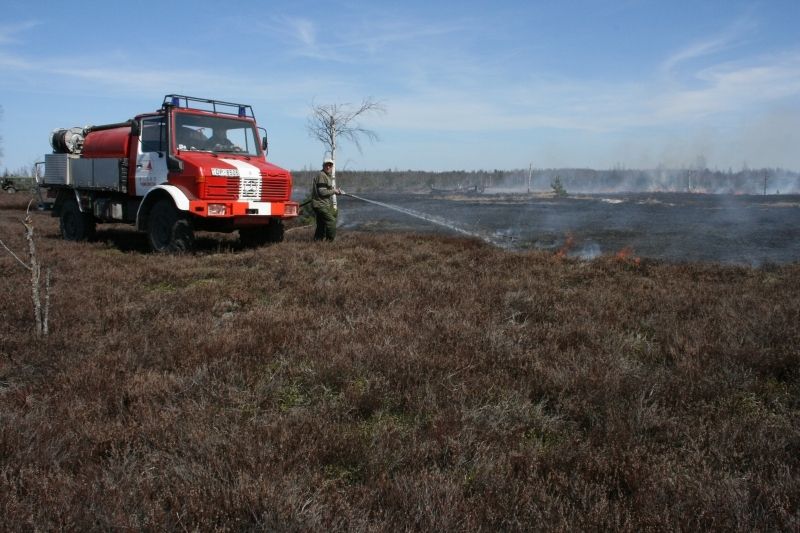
[[0, 51, 35, 70], [382, 84, 625, 133], [262, 11, 468, 64], [652, 50, 800, 121], [660, 36, 735, 74], [0, 46, 349, 106], [374, 9, 799, 135], [659, 13, 756, 76], [0, 21, 41, 44], [265, 15, 349, 62], [290, 17, 316, 48]]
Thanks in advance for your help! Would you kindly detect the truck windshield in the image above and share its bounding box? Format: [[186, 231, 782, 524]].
[[174, 113, 261, 156]]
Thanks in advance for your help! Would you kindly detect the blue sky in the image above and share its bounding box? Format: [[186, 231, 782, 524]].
[[1, 0, 799, 172]]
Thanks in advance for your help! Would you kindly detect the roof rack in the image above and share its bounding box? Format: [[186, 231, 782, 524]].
[[162, 94, 255, 119]]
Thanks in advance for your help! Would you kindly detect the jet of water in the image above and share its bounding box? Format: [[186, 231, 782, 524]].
[[344, 193, 509, 247]]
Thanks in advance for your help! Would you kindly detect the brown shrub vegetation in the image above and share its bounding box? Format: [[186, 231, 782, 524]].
[[1, 193, 798, 530]]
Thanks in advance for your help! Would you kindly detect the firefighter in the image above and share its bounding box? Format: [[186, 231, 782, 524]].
[[207, 127, 235, 150], [311, 158, 343, 241], [177, 126, 206, 151]]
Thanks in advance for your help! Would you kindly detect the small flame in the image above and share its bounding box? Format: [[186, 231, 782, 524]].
[[555, 233, 575, 259], [615, 246, 641, 266]]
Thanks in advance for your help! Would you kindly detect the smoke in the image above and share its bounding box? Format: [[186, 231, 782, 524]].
[[724, 107, 800, 171], [573, 242, 602, 260], [479, 166, 800, 195]]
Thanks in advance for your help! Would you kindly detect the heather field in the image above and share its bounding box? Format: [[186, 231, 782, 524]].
[[1, 192, 799, 531]]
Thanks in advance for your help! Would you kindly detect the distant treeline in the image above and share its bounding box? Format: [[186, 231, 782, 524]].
[[9, 164, 797, 195], [293, 167, 800, 195]]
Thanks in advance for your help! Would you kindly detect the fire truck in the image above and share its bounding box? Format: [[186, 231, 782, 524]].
[[41, 95, 298, 251]]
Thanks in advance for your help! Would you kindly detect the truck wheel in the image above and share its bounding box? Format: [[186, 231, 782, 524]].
[[239, 227, 269, 248], [266, 219, 284, 243], [4, 186, 15, 194], [60, 198, 96, 241], [239, 219, 284, 247], [148, 199, 194, 252]]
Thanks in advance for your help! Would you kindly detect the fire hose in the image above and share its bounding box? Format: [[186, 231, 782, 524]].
[[298, 191, 393, 208], [298, 190, 352, 208]]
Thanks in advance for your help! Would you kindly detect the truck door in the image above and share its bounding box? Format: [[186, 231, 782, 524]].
[[135, 116, 168, 196]]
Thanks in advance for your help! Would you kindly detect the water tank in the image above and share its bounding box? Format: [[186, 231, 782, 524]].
[[82, 127, 131, 158]]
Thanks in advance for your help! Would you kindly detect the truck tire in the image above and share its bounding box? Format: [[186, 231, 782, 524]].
[[4, 186, 15, 194], [239, 219, 284, 247], [148, 199, 194, 252], [60, 198, 96, 241], [266, 219, 285, 243]]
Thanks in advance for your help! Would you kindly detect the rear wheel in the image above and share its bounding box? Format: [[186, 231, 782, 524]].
[[4, 186, 15, 194], [60, 197, 95, 241], [148, 199, 194, 252]]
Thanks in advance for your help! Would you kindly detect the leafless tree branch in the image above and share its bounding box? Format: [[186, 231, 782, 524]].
[[306, 97, 386, 160], [1, 200, 51, 336], [0, 237, 31, 271]]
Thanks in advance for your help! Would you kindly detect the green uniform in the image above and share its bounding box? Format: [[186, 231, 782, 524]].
[[311, 170, 338, 241]]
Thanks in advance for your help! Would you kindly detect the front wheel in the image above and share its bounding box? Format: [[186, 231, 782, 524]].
[[147, 199, 194, 252], [60, 197, 96, 241], [267, 219, 285, 243], [4, 186, 16, 194]]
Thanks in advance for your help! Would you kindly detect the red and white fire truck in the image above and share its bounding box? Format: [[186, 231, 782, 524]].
[[41, 95, 298, 251]]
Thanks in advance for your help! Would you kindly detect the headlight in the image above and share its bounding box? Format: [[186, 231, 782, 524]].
[[208, 204, 227, 216]]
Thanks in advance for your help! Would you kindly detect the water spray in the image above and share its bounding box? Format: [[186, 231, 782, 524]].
[[342, 192, 509, 247]]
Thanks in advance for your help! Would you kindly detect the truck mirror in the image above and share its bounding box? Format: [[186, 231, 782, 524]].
[[258, 127, 268, 156]]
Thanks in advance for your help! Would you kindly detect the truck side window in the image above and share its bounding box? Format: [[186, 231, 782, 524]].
[[140, 117, 166, 153]]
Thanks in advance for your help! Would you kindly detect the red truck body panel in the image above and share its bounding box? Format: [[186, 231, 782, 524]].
[[82, 128, 131, 159]]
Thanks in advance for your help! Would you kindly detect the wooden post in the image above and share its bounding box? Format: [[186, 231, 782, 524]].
[[528, 163, 532, 193]]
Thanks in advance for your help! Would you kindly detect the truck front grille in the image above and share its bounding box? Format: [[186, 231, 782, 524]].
[[261, 174, 290, 201], [206, 180, 240, 199], [205, 174, 290, 202]]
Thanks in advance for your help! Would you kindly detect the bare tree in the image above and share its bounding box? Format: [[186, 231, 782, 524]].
[[306, 97, 386, 179], [0, 201, 52, 336]]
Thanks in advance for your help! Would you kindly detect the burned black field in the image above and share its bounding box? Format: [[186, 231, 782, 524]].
[[331, 191, 800, 265]]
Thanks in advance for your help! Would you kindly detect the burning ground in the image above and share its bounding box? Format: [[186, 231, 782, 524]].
[[333, 191, 800, 265], [1, 193, 799, 530]]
